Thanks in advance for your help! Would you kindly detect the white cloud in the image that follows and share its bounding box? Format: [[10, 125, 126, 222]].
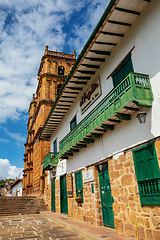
[[0, 158, 23, 180], [0, 0, 107, 124], [3, 128, 26, 147], [0, 138, 9, 143]]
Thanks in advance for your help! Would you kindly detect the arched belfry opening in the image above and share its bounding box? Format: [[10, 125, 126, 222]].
[[58, 66, 64, 76]]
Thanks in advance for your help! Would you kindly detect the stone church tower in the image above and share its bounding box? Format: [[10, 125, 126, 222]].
[[23, 46, 76, 196]]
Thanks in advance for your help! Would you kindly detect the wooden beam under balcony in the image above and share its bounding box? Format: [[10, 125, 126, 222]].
[[72, 76, 91, 80], [83, 137, 94, 143], [85, 57, 105, 62], [66, 86, 83, 91], [70, 148, 79, 152], [95, 129, 106, 133], [89, 50, 110, 55], [95, 41, 117, 46], [115, 7, 140, 15], [108, 119, 121, 123], [57, 104, 71, 107], [56, 107, 69, 111], [100, 124, 114, 130], [101, 31, 124, 37], [115, 113, 131, 120], [108, 20, 131, 27], [59, 100, 74, 103], [81, 64, 100, 69], [49, 120, 61, 123], [61, 155, 68, 159], [51, 116, 64, 119], [54, 111, 67, 114], [77, 70, 95, 74], [76, 143, 86, 148], [64, 91, 79, 94], [91, 133, 102, 138], [65, 152, 73, 156], [70, 81, 88, 85], [123, 106, 139, 111]]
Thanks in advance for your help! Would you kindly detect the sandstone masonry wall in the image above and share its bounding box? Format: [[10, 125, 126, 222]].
[[109, 140, 160, 240]]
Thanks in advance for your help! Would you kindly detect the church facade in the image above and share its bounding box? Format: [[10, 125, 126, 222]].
[[23, 46, 76, 196]]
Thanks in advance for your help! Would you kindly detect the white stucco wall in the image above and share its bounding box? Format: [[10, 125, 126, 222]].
[[7, 181, 23, 197], [50, 0, 160, 174]]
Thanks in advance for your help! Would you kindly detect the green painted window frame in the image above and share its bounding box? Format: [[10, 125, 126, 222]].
[[132, 142, 160, 206], [75, 170, 83, 203], [112, 54, 134, 87], [53, 139, 57, 153], [70, 115, 77, 131]]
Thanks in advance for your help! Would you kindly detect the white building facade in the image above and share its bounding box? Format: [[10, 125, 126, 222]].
[[7, 179, 23, 197], [40, 0, 160, 239]]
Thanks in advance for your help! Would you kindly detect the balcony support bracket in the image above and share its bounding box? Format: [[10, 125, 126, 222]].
[[115, 113, 131, 120]]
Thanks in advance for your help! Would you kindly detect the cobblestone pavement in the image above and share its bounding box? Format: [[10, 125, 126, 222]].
[[0, 214, 87, 240]]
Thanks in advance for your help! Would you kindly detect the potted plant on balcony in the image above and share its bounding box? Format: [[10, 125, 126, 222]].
[[75, 190, 82, 203]]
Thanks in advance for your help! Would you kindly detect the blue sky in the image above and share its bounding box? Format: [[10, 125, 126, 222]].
[[0, 0, 108, 180]]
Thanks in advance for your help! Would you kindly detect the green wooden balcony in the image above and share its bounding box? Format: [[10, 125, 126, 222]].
[[59, 72, 154, 158], [43, 152, 59, 170]]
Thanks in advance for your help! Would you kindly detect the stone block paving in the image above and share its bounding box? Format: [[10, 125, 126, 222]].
[[43, 212, 136, 240], [0, 212, 137, 240], [0, 214, 87, 240]]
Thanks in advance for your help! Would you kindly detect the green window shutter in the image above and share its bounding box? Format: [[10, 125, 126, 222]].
[[75, 170, 83, 202], [132, 142, 160, 206], [70, 115, 77, 131], [133, 142, 160, 181], [112, 54, 134, 87], [53, 140, 57, 153]]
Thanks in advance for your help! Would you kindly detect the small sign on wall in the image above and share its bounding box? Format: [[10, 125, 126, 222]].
[[80, 76, 102, 114], [57, 160, 67, 176], [83, 169, 94, 183]]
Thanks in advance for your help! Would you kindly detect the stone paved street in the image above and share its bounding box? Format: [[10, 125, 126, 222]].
[[0, 214, 87, 240], [0, 212, 136, 240]]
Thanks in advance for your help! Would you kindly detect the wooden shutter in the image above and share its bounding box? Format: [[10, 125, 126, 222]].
[[112, 55, 134, 87], [133, 142, 160, 181], [132, 142, 160, 206], [75, 171, 83, 201], [53, 140, 57, 153], [70, 115, 77, 131]]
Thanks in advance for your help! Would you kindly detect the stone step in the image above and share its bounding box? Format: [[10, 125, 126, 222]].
[[0, 196, 49, 216]]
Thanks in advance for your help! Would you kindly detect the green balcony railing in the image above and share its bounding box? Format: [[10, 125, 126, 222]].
[[59, 72, 154, 157], [43, 152, 59, 170]]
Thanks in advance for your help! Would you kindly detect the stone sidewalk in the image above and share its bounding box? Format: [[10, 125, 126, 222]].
[[0, 212, 137, 240], [43, 211, 136, 240]]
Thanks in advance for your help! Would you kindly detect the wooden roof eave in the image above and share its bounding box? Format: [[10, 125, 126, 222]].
[[39, 0, 151, 140]]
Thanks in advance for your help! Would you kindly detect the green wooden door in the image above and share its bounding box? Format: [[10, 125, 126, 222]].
[[98, 163, 114, 228], [60, 175, 68, 214], [51, 179, 55, 212]]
